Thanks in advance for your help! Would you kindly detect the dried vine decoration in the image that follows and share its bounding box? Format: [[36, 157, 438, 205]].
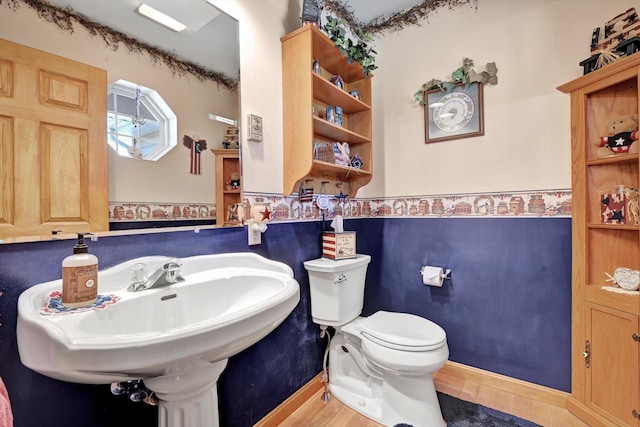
[[0, 0, 238, 91], [321, 0, 475, 35], [319, 0, 362, 34]]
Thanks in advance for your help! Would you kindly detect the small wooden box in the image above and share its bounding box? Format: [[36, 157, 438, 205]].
[[322, 231, 356, 260]]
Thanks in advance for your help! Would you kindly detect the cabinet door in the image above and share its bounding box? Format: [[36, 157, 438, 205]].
[[586, 302, 639, 426], [0, 38, 108, 240]]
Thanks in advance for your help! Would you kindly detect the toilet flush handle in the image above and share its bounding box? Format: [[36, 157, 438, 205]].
[[335, 274, 347, 285]]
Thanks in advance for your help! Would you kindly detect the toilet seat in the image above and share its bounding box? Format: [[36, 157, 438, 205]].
[[360, 311, 446, 352]]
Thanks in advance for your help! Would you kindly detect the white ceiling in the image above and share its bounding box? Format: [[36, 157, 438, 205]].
[[45, 0, 240, 79], [42, 0, 423, 80]]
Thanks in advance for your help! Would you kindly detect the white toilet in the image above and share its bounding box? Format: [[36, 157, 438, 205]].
[[304, 254, 448, 427]]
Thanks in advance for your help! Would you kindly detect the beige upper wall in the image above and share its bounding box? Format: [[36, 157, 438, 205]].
[[233, 0, 639, 198], [212, 0, 298, 196], [363, 0, 639, 198], [0, 3, 237, 204]]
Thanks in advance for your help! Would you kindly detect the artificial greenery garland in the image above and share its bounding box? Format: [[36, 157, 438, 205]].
[[0, 0, 237, 91], [321, 0, 475, 35], [413, 58, 498, 105], [323, 16, 377, 77]]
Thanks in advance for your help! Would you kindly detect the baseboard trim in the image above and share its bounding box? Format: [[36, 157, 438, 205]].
[[435, 361, 570, 408], [254, 361, 571, 426], [254, 372, 324, 427], [566, 396, 623, 427]]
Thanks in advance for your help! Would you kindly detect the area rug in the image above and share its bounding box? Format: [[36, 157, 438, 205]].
[[437, 392, 541, 427], [394, 393, 541, 427]]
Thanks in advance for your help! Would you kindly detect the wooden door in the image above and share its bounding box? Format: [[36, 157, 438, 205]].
[[0, 38, 107, 241], [586, 302, 639, 426]]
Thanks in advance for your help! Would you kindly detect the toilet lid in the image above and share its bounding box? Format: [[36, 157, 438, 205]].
[[360, 311, 446, 352]]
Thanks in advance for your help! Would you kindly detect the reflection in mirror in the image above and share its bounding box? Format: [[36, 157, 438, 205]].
[[0, 0, 241, 240], [107, 80, 177, 161]]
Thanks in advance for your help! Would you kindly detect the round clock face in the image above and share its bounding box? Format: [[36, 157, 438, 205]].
[[432, 91, 474, 132]]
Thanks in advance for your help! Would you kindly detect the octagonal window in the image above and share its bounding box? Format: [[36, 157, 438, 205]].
[[107, 80, 177, 161]]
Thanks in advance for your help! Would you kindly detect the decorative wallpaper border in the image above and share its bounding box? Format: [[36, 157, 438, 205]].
[[109, 189, 572, 223], [109, 202, 216, 222], [243, 189, 572, 223]]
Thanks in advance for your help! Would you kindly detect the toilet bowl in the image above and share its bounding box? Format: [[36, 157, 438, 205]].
[[304, 255, 448, 427]]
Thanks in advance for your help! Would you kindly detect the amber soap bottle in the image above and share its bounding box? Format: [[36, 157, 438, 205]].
[[62, 233, 98, 308]]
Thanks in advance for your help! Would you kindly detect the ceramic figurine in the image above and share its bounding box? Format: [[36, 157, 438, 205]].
[[335, 106, 343, 127], [326, 106, 335, 124], [350, 154, 363, 169], [329, 75, 344, 90]]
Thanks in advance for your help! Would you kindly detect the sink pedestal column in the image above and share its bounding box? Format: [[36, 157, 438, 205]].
[[144, 359, 229, 427]]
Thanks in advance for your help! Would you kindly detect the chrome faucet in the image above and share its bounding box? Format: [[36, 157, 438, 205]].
[[128, 259, 185, 292]]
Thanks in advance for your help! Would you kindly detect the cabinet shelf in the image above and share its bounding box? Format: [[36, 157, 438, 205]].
[[587, 153, 638, 166], [312, 73, 370, 114], [588, 222, 640, 230], [313, 159, 371, 176], [282, 25, 373, 197], [313, 116, 371, 144], [300, 26, 368, 82], [586, 284, 640, 316]]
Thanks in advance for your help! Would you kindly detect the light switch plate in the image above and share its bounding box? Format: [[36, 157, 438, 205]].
[[248, 220, 261, 245], [247, 114, 263, 142]]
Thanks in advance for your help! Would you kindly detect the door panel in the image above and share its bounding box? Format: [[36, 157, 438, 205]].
[[0, 38, 107, 239]]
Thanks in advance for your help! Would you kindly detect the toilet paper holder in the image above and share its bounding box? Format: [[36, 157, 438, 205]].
[[419, 266, 451, 287], [419, 266, 451, 278]]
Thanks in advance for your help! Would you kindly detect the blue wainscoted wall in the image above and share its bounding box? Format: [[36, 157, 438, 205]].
[[357, 217, 572, 392], [0, 217, 571, 427]]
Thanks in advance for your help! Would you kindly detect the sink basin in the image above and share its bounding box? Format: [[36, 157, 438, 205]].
[[17, 252, 300, 427]]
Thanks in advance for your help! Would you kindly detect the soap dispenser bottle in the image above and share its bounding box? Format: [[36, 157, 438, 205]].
[[62, 233, 98, 308]]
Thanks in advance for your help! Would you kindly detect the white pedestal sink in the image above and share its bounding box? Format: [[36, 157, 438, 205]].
[[17, 253, 300, 427]]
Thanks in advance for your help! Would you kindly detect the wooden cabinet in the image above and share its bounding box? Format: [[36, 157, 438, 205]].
[[281, 25, 372, 198], [212, 149, 242, 227], [586, 303, 639, 426], [558, 54, 640, 427], [0, 38, 108, 241]]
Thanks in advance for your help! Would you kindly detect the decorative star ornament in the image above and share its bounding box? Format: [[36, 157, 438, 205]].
[[260, 206, 272, 221], [611, 210, 625, 222]]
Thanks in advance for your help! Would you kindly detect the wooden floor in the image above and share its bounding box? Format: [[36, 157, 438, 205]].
[[278, 371, 590, 427]]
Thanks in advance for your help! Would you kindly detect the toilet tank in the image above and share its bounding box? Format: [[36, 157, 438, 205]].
[[303, 254, 371, 326]]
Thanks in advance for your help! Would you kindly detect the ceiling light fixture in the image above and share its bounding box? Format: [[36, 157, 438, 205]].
[[136, 3, 187, 32]]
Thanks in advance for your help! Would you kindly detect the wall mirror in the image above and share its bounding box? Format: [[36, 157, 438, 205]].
[[2, 0, 241, 239]]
